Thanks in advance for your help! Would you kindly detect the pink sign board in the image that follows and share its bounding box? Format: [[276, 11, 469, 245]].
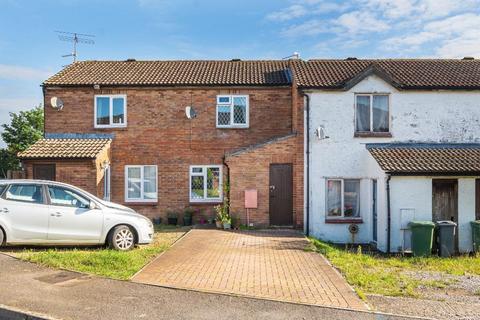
[[244, 189, 258, 209]]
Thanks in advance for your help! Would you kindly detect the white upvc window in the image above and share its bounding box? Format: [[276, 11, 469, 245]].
[[95, 94, 127, 128], [216, 95, 249, 128], [355, 94, 389, 133], [125, 165, 157, 202], [326, 179, 360, 218], [189, 165, 222, 202]]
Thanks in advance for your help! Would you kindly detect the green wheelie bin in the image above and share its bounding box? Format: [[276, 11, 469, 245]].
[[471, 221, 480, 253], [409, 221, 435, 257]]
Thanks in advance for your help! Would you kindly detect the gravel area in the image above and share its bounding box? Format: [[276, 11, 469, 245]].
[[368, 271, 480, 320]]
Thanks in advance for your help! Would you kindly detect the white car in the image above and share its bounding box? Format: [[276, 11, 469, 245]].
[[0, 179, 154, 251]]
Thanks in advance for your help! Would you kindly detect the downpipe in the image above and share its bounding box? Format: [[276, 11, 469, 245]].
[[303, 93, 311, 237], [386, 174, 392, 253]]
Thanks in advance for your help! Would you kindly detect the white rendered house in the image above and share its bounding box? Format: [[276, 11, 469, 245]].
[[299, 60, 480, 253]]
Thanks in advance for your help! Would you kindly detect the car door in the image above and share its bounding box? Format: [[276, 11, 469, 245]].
[[0, 183, 49, 242], [46, 185, 104, 242]]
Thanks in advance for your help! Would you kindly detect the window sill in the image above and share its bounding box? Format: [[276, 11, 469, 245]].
[[124, 201, 158, 206], [354, 132, 392, 138], [216, 126, 249, 129], [95, 126, 127, 130], [189, 200, 223, 204], [325, 218, 363, 224]]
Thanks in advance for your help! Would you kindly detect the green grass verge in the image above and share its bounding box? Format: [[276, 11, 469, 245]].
[[309, 238, 480, 298], [12, 225, 189, 280]]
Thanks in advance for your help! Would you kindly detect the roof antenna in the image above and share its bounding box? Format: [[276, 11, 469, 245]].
[[55, 31, 95, 63], [282, 52, 300, 60]]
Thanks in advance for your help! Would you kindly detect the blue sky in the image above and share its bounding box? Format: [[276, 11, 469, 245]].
[[1, 0, 479, 146]]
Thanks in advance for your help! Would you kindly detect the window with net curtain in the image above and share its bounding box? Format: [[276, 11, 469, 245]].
[[326, 179, 360, 218], [216, 95, 248, 128], [125, 165, 157, 202], [355, 94, 389, 133]]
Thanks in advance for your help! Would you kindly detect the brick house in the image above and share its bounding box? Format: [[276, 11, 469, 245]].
[[19, 60, 304, 227]]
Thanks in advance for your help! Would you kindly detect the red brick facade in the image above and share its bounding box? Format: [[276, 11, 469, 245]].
[[29, 85, 303, 226]]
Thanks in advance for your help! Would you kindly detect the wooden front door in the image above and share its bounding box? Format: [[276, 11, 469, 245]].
[[432, 179, 458, 248], [33, 164, 56, 181], [269, 164, 293, 226]]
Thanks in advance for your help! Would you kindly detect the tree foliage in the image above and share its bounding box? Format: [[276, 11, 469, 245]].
[[0, 105, 44, 177]]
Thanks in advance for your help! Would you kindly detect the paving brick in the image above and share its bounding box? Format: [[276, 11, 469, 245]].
[[133, 229, 366, 310]]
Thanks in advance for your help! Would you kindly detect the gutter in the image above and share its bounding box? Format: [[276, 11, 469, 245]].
[[386, 174, 392, 253], [303, 92, 311, 236]]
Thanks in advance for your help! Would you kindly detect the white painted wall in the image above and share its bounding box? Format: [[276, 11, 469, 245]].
[[308, 74, 480, 252]]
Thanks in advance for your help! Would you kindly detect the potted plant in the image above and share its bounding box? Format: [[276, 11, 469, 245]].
[[222, 215, 231, 230], [183, 207, 195, 226], [167, 211, 178, 225]]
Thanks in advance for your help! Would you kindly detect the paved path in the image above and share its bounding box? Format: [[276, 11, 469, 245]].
[[133, 229, 367, 310], [0, 253, 418, 320]]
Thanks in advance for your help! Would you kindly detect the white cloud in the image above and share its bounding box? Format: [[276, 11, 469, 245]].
[[0, 65, 51, 81], [335, 11, 390, 34], [267, 5, 308, 21]]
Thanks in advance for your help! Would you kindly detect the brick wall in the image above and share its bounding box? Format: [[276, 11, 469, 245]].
[[225, 134, 302, 227], [43, 86, 295, 222], [23, 159, 98, 195]]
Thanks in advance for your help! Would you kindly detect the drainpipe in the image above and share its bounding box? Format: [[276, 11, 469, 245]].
[[386, 174, 392, 253], [303, 93, 311, 236]]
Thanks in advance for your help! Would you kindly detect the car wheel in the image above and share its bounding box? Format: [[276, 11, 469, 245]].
[[0, 229, 4, 246], [109, 225, 135, 251]]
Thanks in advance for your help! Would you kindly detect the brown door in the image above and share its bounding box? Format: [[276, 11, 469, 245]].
[[33, 164, 56, 181], [432, 179, 458, 248], [269, 164, 293, 226]]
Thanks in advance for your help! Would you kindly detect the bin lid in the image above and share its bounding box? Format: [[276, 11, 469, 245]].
[[408, 220, 435, 227], [435, 220, 457, 226], [471, 220, 480, 225]]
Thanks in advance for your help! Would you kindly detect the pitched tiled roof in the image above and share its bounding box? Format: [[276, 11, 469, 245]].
[[366, 143, 480, 174], [293, 59, 480, 89], [43, 60, 291, 86], [18, 138, 111, 159]]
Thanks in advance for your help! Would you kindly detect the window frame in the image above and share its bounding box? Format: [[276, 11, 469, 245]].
[[354, 93, 390, 134], [189, 165, 223, 203], [94, 94, 127, 128], [216, 95, 249, 129], [325, 178, 361, 219], [124, 165, 158, 203]]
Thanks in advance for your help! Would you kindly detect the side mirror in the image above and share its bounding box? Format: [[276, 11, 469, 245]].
[[89, 201, 97, 210]]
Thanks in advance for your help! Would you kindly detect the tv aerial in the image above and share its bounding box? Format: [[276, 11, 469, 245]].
[[55, 31, 95, 63]]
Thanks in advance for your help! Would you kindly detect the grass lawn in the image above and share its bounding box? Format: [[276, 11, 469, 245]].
[[8, 225, 189, 280], [309, 238, 480, 299]]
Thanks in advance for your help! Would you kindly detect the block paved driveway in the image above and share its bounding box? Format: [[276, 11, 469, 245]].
[[133, 229, 367, 310]]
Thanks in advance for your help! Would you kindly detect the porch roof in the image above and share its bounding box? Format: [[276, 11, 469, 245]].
[[366, 143, 480, 175], [18, 138, 111, 159]]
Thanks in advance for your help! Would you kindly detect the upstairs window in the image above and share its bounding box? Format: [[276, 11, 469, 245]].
[[216, 95, 249, 128], [95, 95, 127, 128], [355, 94, 389, 133]]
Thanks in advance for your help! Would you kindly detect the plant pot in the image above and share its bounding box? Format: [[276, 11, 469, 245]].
[[215, 220, 222, 229], [168, 217, 178, 225], [223, 222, 231, 230], [183, 216, 192, 226]]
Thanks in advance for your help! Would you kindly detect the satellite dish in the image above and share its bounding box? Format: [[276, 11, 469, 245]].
[[50, 97, 64, 111], [315, 126, 329, 140], [185, 106, 197, 119]]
